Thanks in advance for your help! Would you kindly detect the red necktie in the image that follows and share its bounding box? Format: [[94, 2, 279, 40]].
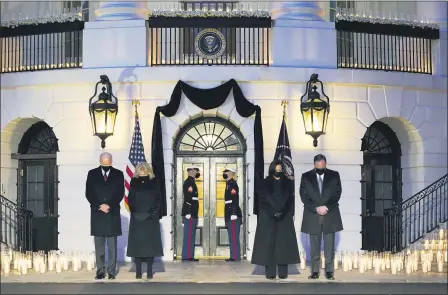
[[104, 174, 108, 182]]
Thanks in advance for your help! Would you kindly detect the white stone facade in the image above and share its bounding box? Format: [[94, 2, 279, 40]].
[[1, 1, 447, 262]]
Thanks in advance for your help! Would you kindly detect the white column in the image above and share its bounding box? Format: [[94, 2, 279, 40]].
[[417, 1, 447, 76], [271, 1, 337, 68], [95, 2, 148, 21], [82, 2, 149, 68]]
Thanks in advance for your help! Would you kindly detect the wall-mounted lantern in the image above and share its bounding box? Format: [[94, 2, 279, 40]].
[[89, 75, 118, 149], [300, 73, 330, 147]]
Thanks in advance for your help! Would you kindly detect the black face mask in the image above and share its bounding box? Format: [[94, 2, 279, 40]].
[[102, 166, 111, 172], [195, 173, 201, 179], [274, 171, 283, 178], [315, 168, 325, 175], [222, 173, 228, 180]]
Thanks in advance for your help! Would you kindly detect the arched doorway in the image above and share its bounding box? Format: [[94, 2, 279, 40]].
[[173, 116, 247, 259], [361, 121, 402, 251], [13, 121, 59, 252]]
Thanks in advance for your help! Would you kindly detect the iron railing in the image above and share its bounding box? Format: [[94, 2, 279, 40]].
[[0, 21, 84, 73], [0, 195, 33, 252], [336, 20, 439, 74], [384, 174, 448, 253], [148, 17, 271, 66]]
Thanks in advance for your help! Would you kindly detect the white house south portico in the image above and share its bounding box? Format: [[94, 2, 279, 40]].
[[0, 0, 447, 280]]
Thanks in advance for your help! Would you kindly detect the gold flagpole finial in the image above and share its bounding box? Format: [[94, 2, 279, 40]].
[[132, 99, 140, 116], [281, 99, 288, 117]]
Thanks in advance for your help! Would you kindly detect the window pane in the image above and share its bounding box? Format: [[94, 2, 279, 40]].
[[27, 165, 45, 182]]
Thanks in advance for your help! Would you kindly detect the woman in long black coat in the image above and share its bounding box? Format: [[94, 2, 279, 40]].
[[127, 162, 164, 279], [251, 160, 300, 280]]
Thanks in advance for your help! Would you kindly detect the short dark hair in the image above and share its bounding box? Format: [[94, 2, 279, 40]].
[[268, 159, 283, 177], [313, 154, 327, 163]]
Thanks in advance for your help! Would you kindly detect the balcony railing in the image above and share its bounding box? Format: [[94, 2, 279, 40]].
[[0, 21, 84, 73], [148, 16, 271, 66], [335, 15, 439, 74]]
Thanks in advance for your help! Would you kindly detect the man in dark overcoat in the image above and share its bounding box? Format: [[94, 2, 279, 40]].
[[300, 154, 343, 280], [251, 160, 300, 280], [85, 152, 125, 280]]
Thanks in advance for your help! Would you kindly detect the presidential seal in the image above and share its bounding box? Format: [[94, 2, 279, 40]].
[[195, 28, 226, 60]]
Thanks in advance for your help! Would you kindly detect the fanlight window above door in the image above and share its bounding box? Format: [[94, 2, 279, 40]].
[[361, 124, 394, 155], [178, 121, 242, 152]]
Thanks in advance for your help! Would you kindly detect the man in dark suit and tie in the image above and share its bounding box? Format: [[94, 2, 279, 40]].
[[299, 154, 343, 280], [85, 152, 125, 280]]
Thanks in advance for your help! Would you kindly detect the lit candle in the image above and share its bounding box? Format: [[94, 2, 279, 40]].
[[386, 257, 391, 269], [343, 257, 349, 272], [424, 240, 430, 250], [40, 260, 46, 274], [359, 258, 365, 273], [321, 256, 325, 269], [422, 261, 428, 273], [300, 253, 306, 270], [381, 258, 386, 271], [444, 250, 447, 263], [56, 259, 62, 273], [334, 257, 339, 270], [391, 260, 397, 274], [437, 260, 444, 272], [426, 260, 432, 272], [374, 260, 381, 274], [13, 257, 18, 270], [63, 257, 69, 271], [405, 261, 412, 274], [4, 258, 10, 274], [439, 230, 444, 240], [367, 258, 372, 270], [48, 255, 54, 272]]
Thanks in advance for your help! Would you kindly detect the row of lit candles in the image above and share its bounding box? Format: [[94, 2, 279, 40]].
[[1, 250, 95, 275], [298, 249, 447, 274]]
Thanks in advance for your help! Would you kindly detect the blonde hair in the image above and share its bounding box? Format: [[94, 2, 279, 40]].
[[134, 162, 155, 179]]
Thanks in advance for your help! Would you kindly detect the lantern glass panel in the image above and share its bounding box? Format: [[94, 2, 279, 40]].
[[312, 107, 326, 133]]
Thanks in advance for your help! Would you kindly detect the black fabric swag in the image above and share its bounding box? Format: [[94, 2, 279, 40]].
[[151, 79, 264, 217]]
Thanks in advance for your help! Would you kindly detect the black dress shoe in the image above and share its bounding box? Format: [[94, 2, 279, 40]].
[[95, 273, 106, 280], [146, 275, 153, 280], [108, 274, 116, 280], [136, 275, 142, 279], [225, 258, 236, 262], [279, 276, 288, 279], [266, 276, 275, 280], [325, 272, 335, 280], [308, 272, 319, 279], [189, 258, 199, 262]]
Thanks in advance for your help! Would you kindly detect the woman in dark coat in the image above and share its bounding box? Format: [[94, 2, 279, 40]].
[[127, 162, 163, 279], [251, 160, 300, 280]]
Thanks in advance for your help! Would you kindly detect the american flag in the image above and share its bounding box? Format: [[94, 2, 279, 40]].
[[124, 112, 146, 211]]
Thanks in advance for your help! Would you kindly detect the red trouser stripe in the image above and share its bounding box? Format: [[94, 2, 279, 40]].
[[187, 218, 193, 259], [232, 220, 237, 260]]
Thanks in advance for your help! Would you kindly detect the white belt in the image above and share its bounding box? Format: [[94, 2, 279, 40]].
[[192, 197, 198, 201], [225, 200, 232, 204]]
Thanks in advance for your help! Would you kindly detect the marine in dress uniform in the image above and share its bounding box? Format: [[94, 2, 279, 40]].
[[223, 168, 242, 262], [181, 166, 200, 261]]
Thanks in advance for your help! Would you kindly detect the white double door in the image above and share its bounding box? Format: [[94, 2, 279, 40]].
[[175, 156, 244, 259]]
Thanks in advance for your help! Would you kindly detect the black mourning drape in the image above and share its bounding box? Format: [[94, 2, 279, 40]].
[[151, 79, 264, 217]]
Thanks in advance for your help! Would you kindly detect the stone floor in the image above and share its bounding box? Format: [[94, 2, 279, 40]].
[[1, 260, 447, 284]]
